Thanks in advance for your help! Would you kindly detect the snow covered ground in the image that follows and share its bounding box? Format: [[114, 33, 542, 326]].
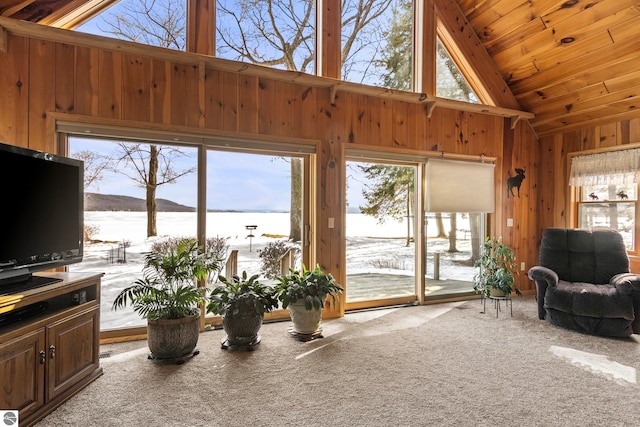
[[70, 212, 475, 330]]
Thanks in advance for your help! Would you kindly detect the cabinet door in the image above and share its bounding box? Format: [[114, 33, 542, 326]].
[[0, 328, 46, 419], [46, 306, 100, 400]]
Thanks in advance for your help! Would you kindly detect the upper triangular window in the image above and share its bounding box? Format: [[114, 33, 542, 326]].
[[435, 36, 479, 104]]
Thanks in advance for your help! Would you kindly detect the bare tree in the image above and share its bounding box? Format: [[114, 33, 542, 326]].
[[71, 150, 114, 191], [97, 0, 185, 49], [217, 0, 393, 80], [115, 142, 195, 237]]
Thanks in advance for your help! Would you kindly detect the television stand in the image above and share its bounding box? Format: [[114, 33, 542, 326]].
[[0, 272, 103, 427], [0, 275, 62, 296]]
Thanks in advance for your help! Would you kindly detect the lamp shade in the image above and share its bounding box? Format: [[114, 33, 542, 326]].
[[425, 158, 495, 213]]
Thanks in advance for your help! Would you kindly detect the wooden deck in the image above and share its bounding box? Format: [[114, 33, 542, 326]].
[[345, 273, 474, 303]]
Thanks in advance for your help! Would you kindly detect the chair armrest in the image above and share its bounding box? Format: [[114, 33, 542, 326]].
[[528, 266, 558, 320], [610, 273, 640, 295], [527, 266, 559, 287]]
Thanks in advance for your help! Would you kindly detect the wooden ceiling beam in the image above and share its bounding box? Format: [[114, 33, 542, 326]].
[[8, 0, 75, 22], [0, 0, 36, 17], [39, 0, 116, 28]]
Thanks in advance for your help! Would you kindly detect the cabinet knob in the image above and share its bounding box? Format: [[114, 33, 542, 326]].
[[39, 350, 46, 364], [49, 345, 56, 359]]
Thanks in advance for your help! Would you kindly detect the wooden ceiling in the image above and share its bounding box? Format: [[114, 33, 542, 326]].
[[456, 0, 640, 137], [2, 0, 640, 137]]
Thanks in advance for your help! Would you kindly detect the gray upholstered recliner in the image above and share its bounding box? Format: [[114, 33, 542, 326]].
[[528, 228, 640, 337]]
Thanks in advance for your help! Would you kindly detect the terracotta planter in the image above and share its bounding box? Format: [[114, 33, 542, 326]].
[[288, 297, 326, 335], [147, 312, 200, 360], [222, 312, 264, 346]]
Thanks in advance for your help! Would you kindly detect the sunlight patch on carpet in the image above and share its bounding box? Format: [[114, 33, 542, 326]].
[[296, 302, 464, 360], [550, 345, 636, 385]]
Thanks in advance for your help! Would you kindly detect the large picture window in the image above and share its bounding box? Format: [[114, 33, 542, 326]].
[[63, 128, 314, 336]]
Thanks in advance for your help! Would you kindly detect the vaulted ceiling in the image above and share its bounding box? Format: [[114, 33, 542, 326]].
[[456, 0, 640, 137], [2, 0, 639, 137]]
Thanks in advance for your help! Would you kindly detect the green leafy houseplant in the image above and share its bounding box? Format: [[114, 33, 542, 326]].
[[206, 271, 278, 318], [274, 264, 343, 338], [112, 238, 222, 360], [207, 271, 278, 348], [274, 264, 344, 311], [113, 239, 222, 320], [473, 237, 522, 298]]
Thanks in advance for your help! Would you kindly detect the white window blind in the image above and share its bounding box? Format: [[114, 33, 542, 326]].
[[425, 158, 495, 213], [570, 148, 640, 186]]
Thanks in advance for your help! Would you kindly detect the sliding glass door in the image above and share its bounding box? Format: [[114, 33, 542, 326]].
[[345, 155, 488, 309], [345, 160, 418, 306]]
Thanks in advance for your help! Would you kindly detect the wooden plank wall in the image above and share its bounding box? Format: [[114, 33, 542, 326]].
[[539, 119, 640, 273], [0, 30, 541, 308]]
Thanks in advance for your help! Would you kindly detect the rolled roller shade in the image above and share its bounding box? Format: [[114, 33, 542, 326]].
[[425, 158, 495, 213]]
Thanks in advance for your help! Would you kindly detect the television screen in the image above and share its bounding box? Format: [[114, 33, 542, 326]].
[[0, 142, 83, 291]]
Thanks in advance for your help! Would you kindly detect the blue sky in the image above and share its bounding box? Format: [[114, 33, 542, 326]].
[[70, 137, 295, 211]]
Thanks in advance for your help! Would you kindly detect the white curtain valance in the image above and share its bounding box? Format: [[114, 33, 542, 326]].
[[569, 148, 640, 186], [425, 159, 495, 213]]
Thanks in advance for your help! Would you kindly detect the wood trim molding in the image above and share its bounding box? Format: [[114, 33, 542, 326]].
[[48, 112, 321, 153]]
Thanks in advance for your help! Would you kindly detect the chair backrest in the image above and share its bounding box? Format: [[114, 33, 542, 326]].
[[539, 228, 630, 284]]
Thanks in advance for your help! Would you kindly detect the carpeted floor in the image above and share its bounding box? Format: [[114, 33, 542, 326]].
[[36, 296, 640, 426]]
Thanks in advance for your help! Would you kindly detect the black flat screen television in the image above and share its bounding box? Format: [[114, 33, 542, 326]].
[[0, 142, 84, 294]]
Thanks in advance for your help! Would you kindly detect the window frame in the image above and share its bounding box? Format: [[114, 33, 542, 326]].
[[576, 184, 639, 254], [569, 146, 640, 256]]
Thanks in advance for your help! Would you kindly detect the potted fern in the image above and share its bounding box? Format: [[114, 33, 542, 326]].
[[274, 264, 343, 340], [112, 238, 222, 361], [206, 271, 278, 350], [473, 236, 521, 298]]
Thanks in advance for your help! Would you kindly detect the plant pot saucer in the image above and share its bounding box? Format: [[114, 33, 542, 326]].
[[221, 335, 261, 351], [148, 348, 200, 365], [288, 326, 323, 342]]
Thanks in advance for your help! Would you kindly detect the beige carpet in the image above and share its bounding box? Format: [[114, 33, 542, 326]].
[[37, 296, 640, 426]]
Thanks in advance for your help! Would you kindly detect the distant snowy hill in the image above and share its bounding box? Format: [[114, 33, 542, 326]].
[[84, 193, 195, 212]]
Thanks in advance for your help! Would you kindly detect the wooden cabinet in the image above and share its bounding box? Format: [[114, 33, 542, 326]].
[[0, 273, 103, 427]]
